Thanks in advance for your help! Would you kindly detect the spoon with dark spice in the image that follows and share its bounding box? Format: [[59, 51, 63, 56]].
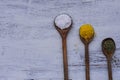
[[54, 13, 72, 80], [102, 38, 116, 80]]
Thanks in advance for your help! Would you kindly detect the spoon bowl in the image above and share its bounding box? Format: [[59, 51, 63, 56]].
[[79, 24, 95, 44], [54, 13, 72, 38], [102, 38, 116, 58]]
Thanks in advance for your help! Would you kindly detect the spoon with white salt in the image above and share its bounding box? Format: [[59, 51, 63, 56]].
[[54, 13, 72, 80]]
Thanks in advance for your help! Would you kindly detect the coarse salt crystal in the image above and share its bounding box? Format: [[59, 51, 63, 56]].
[[55, 14, 72, 29]]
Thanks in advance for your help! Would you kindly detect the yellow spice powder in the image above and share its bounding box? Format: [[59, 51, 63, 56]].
[[79, 24, 94, 41]]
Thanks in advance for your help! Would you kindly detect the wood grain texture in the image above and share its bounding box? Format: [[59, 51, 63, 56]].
[[0, 0, 120, 80]]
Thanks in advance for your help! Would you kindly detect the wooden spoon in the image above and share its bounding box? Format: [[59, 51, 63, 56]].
[[102, 38, 116, 80], [79, 24, 95, 80], [54, 14, 72, 80]]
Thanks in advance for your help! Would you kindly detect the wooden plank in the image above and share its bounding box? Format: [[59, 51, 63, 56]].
[[0, 0, 120, 80]]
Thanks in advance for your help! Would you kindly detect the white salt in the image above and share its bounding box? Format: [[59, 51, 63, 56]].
[[55, 14, 72, 29]]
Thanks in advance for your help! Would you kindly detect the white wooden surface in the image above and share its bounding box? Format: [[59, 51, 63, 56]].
[[0, 0, 120, 80]]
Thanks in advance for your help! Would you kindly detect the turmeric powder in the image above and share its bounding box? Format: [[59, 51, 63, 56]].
[[79, 24, 94, 41]]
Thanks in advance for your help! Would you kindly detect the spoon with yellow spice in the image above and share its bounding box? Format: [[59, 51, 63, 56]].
[[102, 38, 116, 80], [79, 24, 95, 80]]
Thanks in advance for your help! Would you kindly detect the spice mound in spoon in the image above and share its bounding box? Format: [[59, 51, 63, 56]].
[[79, 24, 95, 42], [54, 14, 72, 29], [102, 38, 116, 56]]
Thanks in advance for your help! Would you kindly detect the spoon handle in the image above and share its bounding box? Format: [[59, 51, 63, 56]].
[[62, 38, 69, 80], [85, 44, 90, 80], [107, 58, 113, 80]]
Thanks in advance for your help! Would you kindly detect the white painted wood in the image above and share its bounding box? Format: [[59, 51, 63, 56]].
[[0, 0, 120, 80]]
